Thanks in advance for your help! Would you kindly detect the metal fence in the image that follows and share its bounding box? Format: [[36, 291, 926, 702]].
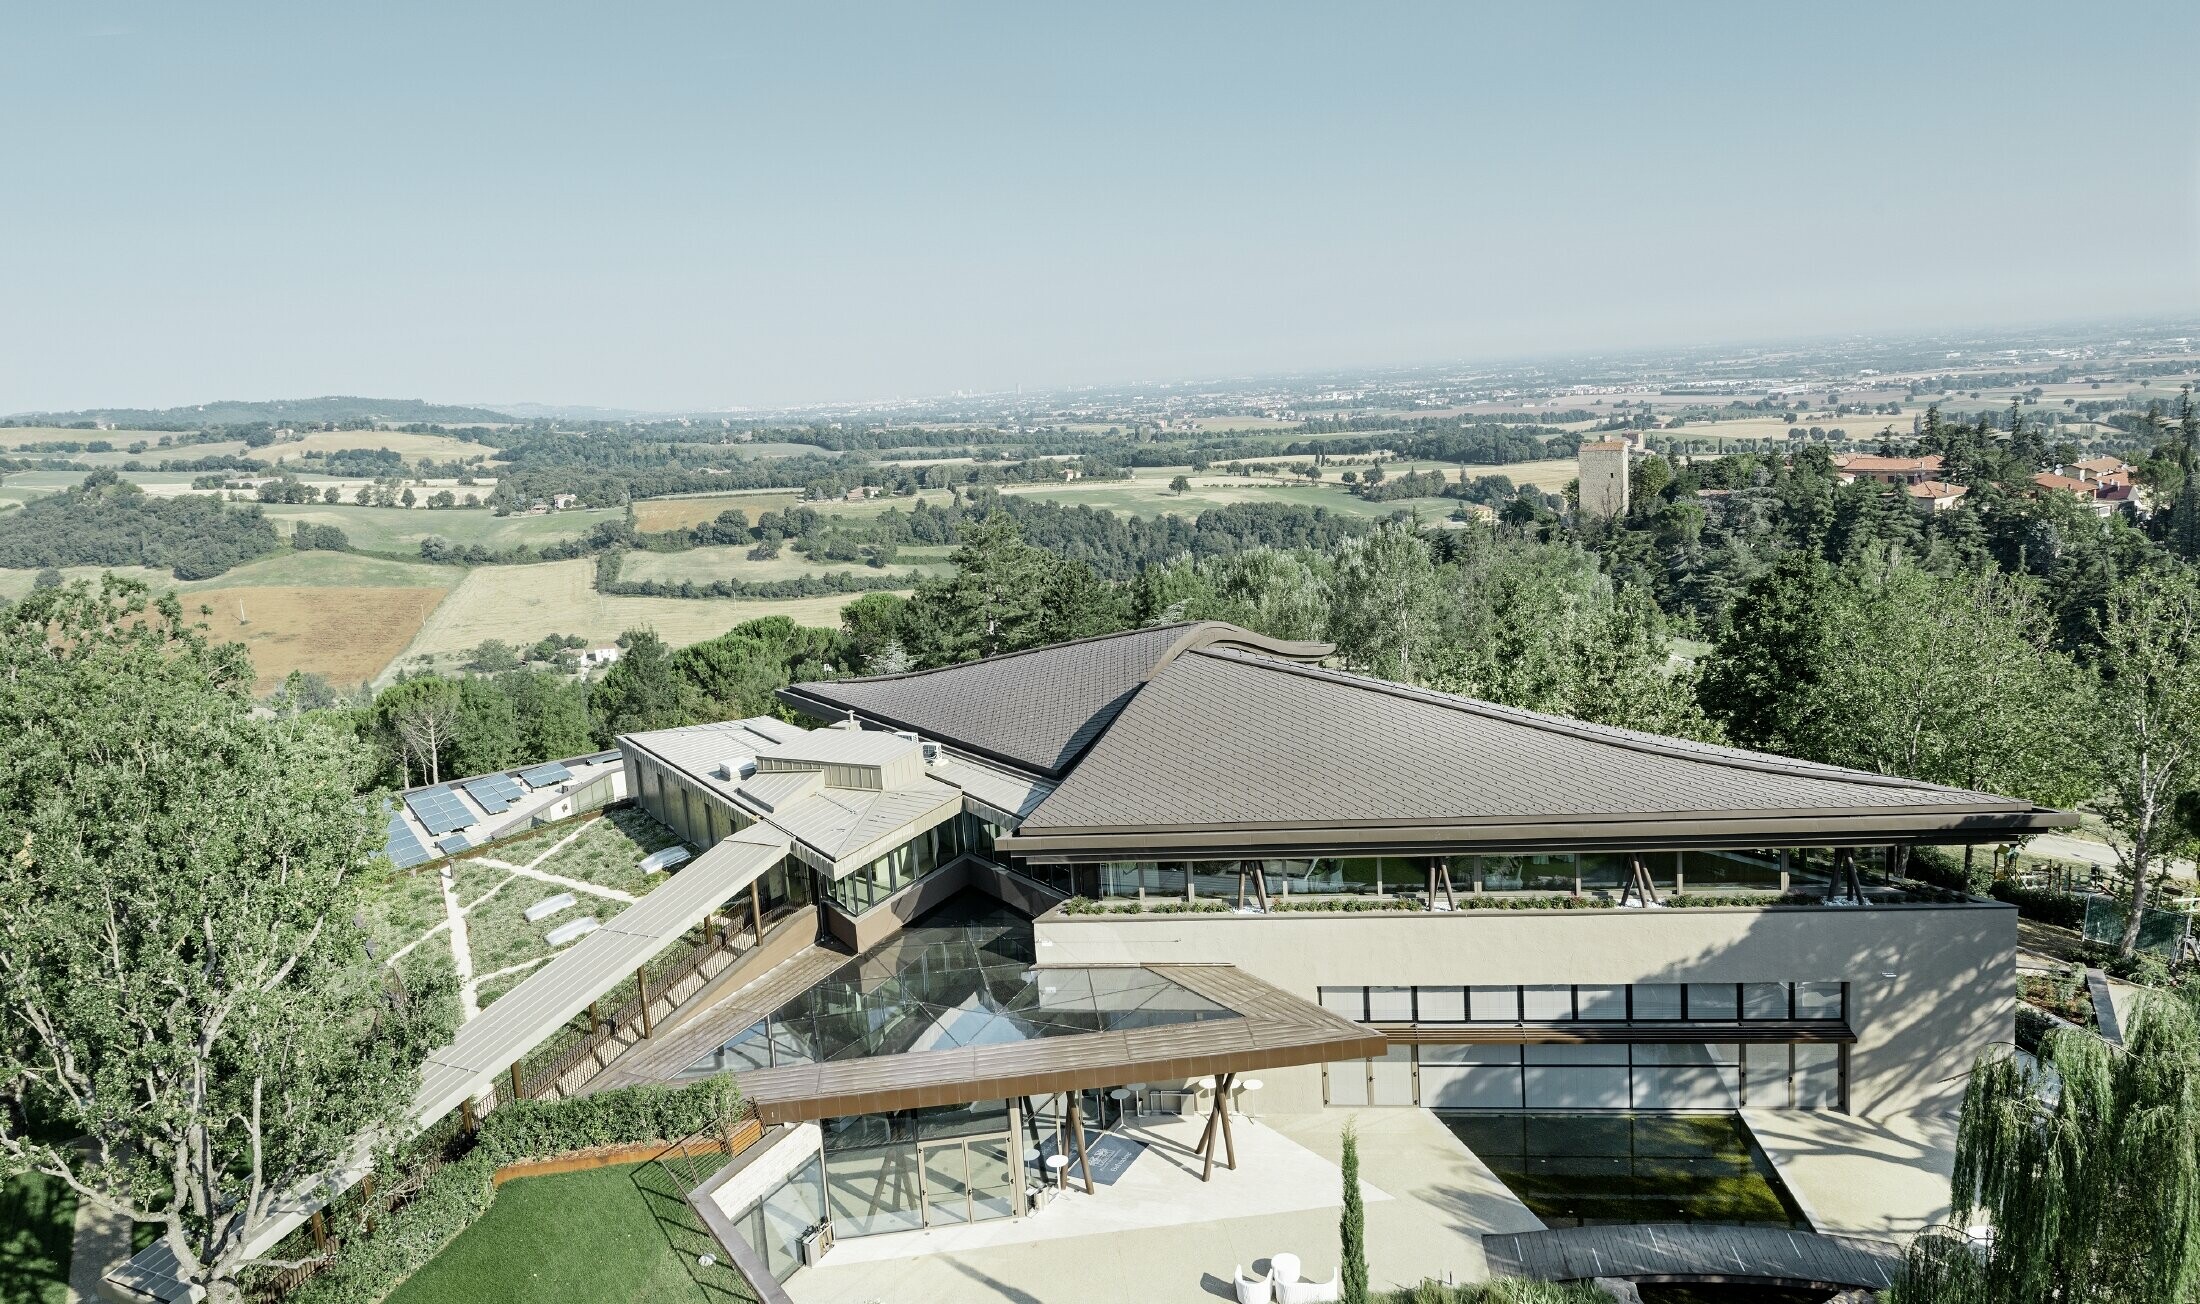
[[2082, 892, 2198, 958]]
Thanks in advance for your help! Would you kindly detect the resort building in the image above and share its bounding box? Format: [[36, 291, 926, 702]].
[[602, 622, 2063, 1285], [113, 622, 2069, 1301]]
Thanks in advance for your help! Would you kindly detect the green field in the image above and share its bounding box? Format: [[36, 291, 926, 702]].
[[0, 1172, 74, 1304], [259, 504, 619, 556], [619, 542, 948, 587], [384, 1163, 753, 1304]]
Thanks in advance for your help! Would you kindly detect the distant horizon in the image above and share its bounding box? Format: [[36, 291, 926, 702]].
[[10, 309, 2199, 422], [4, 1, 2194, 414]]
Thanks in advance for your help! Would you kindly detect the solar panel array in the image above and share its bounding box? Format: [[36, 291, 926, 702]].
[[519, 761, 572, 788], [436, 831, 476, 856], [404, 786, 477, 836], [463, 774, 525, 813], [386, 813, 433, 869]]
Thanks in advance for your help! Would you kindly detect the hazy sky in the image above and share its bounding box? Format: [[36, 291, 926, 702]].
[[4, 1, 2196, 413]]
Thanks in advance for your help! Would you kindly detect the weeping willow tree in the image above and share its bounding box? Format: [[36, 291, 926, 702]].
[[1893, 991, 2200, 1303]]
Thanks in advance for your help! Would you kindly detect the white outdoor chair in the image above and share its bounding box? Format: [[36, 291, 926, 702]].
[[1275, 1268, 1340, 1304], [1232, 1264, 1272, 1304]]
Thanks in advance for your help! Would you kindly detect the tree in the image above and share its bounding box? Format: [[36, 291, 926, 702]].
[[1329, 521, 1439, 682], [0, 578, 453, 1304], [898, 516, 1056, 667], [376, 676, 465, 786], [1811, 567, 2094, 811], [589, 629, 701, 741], [1894, 996, 2200, 1304], [466, 639, 521, 674], [1339, 1123, 1368, 1304], [1169, 474, 1191, 495], [2089, 568, 2200, 955], [1698, 551, 1841, 756]]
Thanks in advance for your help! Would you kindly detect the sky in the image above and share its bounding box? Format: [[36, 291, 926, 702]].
[[3, 1, 2197, 413]]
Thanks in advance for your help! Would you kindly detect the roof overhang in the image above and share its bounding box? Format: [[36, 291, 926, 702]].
[[730, 964, 1385, 1125], [997, 806, 2077, 862]]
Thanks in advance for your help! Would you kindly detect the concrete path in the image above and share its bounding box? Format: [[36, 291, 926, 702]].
[[62, 1140, 133, 1304], [1743, 1109, 1957, 1240], [788, 1109, 1538, 1304]]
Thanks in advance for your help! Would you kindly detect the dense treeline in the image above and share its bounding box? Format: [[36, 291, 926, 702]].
[[0, 470, 278, 578]]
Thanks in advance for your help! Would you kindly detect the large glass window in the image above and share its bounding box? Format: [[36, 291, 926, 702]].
[[737, 1152, 826, 1283], [1469, 986, 1521, 1022], [1631, 984, 1684, 1021], [1686, 985, 1741, 1021], [1795, 982, 1845, 1020], [1337, 1041, 1839, 1112], [825, 819, 962, 916], [1682, 848, 1783, 889], [1521, 985, 1575, 1021]]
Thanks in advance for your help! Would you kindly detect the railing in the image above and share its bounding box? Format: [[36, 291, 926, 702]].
[[519, 902, 802, 1101]]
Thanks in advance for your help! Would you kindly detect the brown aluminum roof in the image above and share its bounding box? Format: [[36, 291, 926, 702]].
[[779, 622, 1332, 778], [1001, 646, 2069, 855]]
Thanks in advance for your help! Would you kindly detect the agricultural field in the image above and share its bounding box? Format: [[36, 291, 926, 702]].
[[619, 542, 948, 587], [630, 490, 809, 531], [996, 462, 1504, 521], [259, 502, 620, 556], [253, 429, 499, 464], [390, 556, 905, 678]]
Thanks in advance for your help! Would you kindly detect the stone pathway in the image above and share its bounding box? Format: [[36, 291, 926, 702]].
[[63, 1139, 133, 1304]]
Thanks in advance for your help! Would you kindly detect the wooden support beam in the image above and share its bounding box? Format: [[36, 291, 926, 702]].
[[1216, 1072, 1238, 1173], [1437, 857, 1458, 910], [1252, 861, 1272, 913], [637, 965, 654, 1038], [459, 1096, 477, 1136], [587, 1000, 601, 1034], [362, 1173, 378, 1237], [751, 881, 765, 938], [1067, 1103, 1095, 1195], [1236, 868, 1247, 912], [509, 1061, 524, 1102], [310, 1210, 329, 1253]]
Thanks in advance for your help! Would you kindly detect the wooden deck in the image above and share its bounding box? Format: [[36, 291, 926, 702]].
[[1482, 1223, 1904, 1291]]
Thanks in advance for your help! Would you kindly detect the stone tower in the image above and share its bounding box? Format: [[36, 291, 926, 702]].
[[1577, 440, 1631, 520]]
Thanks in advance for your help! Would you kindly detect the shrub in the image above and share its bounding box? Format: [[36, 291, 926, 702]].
[[279, 1076, 741, 1304], [1989, 880, 2087, 929]]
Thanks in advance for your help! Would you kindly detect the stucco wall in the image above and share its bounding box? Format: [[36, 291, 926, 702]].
[[1036, 902, 2014, 1118]]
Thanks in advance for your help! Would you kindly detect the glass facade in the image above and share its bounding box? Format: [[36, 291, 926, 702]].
[[1315, 981, 1847, 1025], [823, 815, 966, 916], [731, 1152, 827, 1282], [821, 1103, 1016, 1238], [1016, 847, 1904, 902], [1328, 1041, 1844, 1111]]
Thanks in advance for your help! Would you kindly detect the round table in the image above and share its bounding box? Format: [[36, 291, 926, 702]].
[[1044, 1153, 1070, 1190], [1270, 1252, 1301, 1285], [1109, 1087, 1135, 1119], [1235, 1078, 1263, 1120], [1195, 1076, 1218, 1092]]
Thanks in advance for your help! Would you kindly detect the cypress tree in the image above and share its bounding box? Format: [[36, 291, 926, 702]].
[[1341, 1123, 1369, 1304]]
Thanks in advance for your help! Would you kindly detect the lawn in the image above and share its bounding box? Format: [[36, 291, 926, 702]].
[[517, 807, 686, 897], [384, 1163, 756, 1304], [0, 1171, 74, 1304]]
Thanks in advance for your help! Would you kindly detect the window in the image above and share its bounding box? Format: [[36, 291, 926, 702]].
[[1522, 985, 1574, 1021], [1576, 986, 1628, 1020], [1795, 1044, 1842, 1107], [1318, 987, 1367, 1021], [1795, 982, 1845, 1020], [1631, 984, 1683, 1020], [1681, 848, 1783, 889], [1331, 1042, 1843, 1113], [1416, 986, 1467, 1023], [1367, 987, 1414, 1022], [1469, 986, 1521, 1022], [1686, 984, 1740, 1021], [1742, 982, 1792, 1020]]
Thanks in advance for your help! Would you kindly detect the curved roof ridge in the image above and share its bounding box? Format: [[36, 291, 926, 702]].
[[822, 620, 1327, 689], [1193, 647, 2006, 802]]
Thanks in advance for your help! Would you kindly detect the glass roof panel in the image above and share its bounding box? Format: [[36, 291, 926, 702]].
[[677, 894, 1236, 1078]]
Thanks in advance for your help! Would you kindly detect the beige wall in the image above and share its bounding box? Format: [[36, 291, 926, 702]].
[[1036, 902, 2014, 1118]]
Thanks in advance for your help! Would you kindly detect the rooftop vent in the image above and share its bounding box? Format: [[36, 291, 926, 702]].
[[920, 740, 944, 766], [717, 757, 757, 781]]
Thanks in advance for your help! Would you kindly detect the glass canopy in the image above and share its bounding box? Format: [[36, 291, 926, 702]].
[[678, 895, 1237, 1078]]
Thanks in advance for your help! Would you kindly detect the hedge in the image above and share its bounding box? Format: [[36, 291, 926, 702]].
[[276, 1076, 742, 1304], [1989, 880, 2088, 930]]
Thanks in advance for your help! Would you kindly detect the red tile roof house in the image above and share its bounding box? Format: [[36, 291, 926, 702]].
[[1832, 453, 1944, 486]]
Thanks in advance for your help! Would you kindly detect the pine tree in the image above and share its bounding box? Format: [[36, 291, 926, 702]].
[[1340, 1124, 1369, 1304]]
